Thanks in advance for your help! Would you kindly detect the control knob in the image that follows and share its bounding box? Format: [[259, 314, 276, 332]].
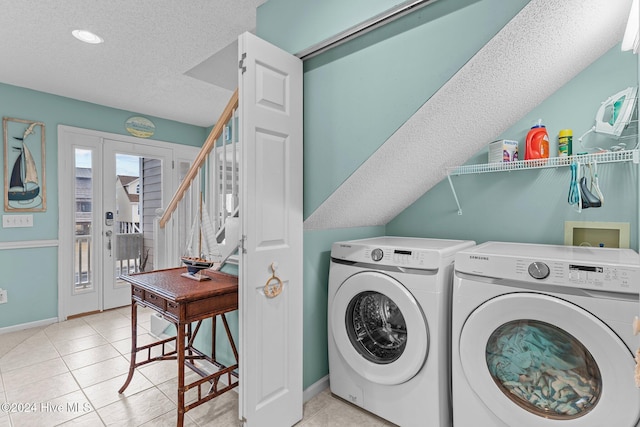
[[528, 261, 550, 280], [371, 248, 384, 262]]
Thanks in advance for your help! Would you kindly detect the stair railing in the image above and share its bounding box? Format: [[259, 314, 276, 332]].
[[159, 88, 238, 229], [154, 89, 240, 269]]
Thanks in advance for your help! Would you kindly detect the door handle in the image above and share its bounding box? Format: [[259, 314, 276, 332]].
[[105, 230, 113, 257]]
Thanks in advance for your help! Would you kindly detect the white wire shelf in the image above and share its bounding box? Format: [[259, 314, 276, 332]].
[[446, 149, 639, 215], [447, 149, 639, 176]]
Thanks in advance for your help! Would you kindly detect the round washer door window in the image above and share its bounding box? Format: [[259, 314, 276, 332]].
[[346, 290, 408, 364], [459, 293, 640, 427], [486, 319, 602, 419], [331, 271, 428, 385]]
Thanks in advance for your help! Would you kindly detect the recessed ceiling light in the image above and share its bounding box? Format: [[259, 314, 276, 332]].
[[72, 29, 104, 44]]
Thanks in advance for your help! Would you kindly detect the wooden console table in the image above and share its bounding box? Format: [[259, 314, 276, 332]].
[[118, 267, 239, 427]]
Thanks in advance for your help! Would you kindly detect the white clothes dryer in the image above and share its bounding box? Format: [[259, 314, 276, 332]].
[[452, 241, 640, 427], [328, 236, 475, 427]]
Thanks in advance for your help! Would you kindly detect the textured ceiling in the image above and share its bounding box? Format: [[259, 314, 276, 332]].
[[0, 1, 266, 127], [304, 0, 634, 230]]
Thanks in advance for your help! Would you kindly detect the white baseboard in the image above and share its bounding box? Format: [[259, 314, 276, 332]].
[[0, 317, 58, 335], [304, 375, 329, 403]]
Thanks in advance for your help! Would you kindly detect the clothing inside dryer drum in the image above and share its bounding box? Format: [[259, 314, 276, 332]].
[[346, 291, 407, 364], [486, 320, 601, 419]]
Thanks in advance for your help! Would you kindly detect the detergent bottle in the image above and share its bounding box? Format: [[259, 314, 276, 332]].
[[525, 119, 549, 160]]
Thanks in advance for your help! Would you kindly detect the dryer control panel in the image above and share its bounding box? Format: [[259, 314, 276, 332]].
[[332, 237, 475, 270], [365, 247, 429, 268], [332, 243, 447, 269]]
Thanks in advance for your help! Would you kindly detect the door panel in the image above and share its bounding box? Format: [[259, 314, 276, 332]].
[[255, 131, 288, 247], [239, 31, 303, 426]]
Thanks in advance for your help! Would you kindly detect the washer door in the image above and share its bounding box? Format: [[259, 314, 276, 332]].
[[331, 271, 428, 385], [459, 292, 640, 426]]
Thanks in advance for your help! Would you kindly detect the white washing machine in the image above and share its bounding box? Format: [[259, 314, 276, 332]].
[[452, 241, 640, 427], [328, 236, 475, 427]]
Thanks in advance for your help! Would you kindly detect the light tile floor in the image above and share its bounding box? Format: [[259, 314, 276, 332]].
[[0, 306, 392, 426]]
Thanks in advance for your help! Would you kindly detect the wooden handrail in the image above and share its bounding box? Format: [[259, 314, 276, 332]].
[[159, 88, 239, 228]]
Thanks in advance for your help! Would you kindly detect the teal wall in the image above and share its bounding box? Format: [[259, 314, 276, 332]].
[[0, 83, 207, 328], [387, 45, 639, 247], [280, 0, 530, 216], [258, 0, 639, 391], [257, 0, 408, 55], [0, 247, 58, 326]]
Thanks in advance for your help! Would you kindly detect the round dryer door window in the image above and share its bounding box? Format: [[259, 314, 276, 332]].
[[331, 271, 428, 385], [459, 293, 640, 427]]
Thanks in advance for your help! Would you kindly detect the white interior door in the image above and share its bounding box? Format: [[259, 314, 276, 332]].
[[58, 127, 188, 318], [238, 31, 304, 426]]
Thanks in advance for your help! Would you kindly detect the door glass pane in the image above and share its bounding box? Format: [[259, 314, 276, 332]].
[[346, 291, 407, 364], [74, 149, 93, 293], [486, 320, 601, 419], [114, 154, 161, 277], [114, 154, 143, 278]]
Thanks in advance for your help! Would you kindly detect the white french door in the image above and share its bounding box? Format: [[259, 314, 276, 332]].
[[102, 140, 173, 310], [58, 127, 193, 319]]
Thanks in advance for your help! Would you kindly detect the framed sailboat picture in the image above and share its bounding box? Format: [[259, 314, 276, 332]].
[[3, 117, 46, 212]]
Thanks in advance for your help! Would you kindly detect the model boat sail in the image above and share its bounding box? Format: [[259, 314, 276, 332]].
[[181, 196, 240, 280], [8, 123, 40, 201]]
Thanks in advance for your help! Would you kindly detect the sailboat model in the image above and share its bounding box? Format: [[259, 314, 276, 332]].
[[181, 196, 217, 280], [181, 195, 240, 281], [8, 123, 40, 201]]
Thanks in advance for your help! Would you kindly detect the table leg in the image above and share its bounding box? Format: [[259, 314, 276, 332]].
[[118, 300, 138, 393], [177, 322, 185, 427], [212, 316, 216, 361]]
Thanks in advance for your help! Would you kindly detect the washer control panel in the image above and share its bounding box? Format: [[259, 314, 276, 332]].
[[566, 264, 630, 287], [514, 259, 635, 292], [455, 242, 640, 294]]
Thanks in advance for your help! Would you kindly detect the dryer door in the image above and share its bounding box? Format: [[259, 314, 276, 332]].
[[459, 292, 640, 426], [331, 270, 428, 385]]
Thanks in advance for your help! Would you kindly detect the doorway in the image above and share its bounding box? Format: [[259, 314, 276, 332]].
[[58, 126, 197, 319]]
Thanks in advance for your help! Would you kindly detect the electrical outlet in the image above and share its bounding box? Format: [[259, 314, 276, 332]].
[[0, 289, 7, 304]]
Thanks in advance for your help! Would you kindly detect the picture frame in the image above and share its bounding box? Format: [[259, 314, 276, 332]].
[[3, 117, 46, 212]]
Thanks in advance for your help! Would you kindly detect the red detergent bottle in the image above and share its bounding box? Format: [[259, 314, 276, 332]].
[[525, 119, 549, 160]]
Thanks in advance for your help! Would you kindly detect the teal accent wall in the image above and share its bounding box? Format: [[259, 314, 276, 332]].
[[0, 83, 207, 328], [386, 45, 639, 248], [300, 0, 528, 218], [0, 247, 58, 326], [257, 0, 408, 55]]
